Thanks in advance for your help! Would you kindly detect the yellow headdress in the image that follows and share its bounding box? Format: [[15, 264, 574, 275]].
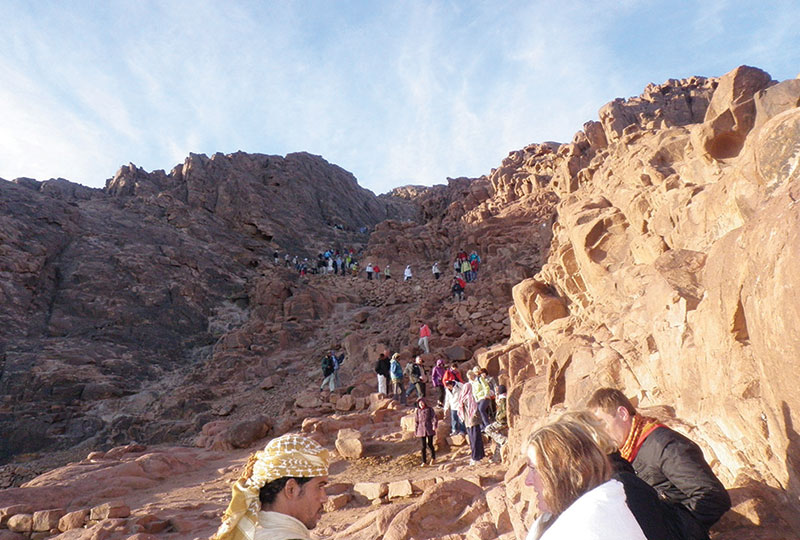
[[212, 434, 329, 540]]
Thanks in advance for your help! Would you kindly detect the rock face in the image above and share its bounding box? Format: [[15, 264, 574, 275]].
[[0, 151, 417, 470], [485, 65, 800, 537]]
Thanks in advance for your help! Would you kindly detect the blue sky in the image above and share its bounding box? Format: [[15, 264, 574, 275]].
[[1, 1, 798, 194]]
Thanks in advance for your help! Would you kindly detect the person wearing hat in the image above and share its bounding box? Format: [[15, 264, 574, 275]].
[[213, 433, 330, 540], [389, 353, 406, 404], [404, 356, 427, 401]]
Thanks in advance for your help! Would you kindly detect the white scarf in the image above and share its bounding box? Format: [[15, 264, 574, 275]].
[[254, 511, 313, 540]]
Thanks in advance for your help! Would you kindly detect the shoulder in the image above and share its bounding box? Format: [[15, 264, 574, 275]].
[[543, 480, 647, 540]]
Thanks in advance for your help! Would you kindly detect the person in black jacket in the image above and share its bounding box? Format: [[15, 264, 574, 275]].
[[559, 411, 680, 540], [374, 352, 390, 395], [588, 388, 731, 540], [320, 353, 335, 391]]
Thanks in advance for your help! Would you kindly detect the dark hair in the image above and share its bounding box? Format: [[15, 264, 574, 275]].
[[259, 476, 313, 506], [586, 388, 637, 416]]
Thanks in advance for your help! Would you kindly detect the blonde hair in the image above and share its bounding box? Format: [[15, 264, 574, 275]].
[[526, 421, 612, 516], [557, 410, 618, 454]]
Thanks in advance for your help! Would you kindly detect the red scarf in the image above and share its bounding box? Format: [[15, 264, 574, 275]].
[[620, 415, 664, 462]]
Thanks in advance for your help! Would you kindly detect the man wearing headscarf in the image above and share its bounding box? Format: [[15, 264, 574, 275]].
[[213, 434, 330, 540]]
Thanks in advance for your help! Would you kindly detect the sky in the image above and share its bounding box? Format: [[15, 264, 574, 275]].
[[1, 1, 799, 195]]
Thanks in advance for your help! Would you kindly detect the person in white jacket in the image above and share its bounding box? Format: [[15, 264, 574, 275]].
[[404, 265, 413, 281], [524, 420, 647, 540]]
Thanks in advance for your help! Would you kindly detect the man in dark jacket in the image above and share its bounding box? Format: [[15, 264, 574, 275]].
[[588, 387, 731, 540], [374, 352, 390, 395], [320, 353, 335, 391]]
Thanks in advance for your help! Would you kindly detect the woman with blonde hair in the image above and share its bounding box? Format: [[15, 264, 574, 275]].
[[557, 411, 681, 540], [524, 420, 646, 540]]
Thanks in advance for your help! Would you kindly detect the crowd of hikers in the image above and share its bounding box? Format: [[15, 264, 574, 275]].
[[272, 248, 480, 297], [215, 245, 735, 540]]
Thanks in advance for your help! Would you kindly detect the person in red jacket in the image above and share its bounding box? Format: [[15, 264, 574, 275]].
[[418, 323, 431, 353]]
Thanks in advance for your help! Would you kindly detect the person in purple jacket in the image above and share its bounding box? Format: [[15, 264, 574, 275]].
[[415, 399, 437, 466], [431, 359, 447, 407]]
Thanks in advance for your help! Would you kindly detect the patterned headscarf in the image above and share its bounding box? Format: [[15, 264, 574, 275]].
[[213, 434, 329, 540]]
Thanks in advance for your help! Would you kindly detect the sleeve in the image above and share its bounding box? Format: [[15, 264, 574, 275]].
[[658, 434, 732, 528]]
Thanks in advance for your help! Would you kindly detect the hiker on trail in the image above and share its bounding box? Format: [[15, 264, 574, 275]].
[[444, 379, 467, 435], [273, 251, 279, 265], [470, 258, 479, 281], [418, 323, 431, 354], [320, 353, 335, 392], [404, 265, 413, 281], [332, 350, 344, 389], [366, 263, 374, 280], [451, 276, 465, 301], [374, 352, 390, 395], [389, 353, 406, 404], [558, 411, 681, 540], [404, 356, 426, 400], [455, 377, 484, 465], [431, 359, 447, 407], [524, 421, 647, 540], [468, 367, 493, 430], [415, 399, 437, 467], [432, 262, 440, 280], [384, 264, 391, 280], [442, 363, 464, 386], [484, 384, 508, 463], [479, 367, 498, 416], [461, 259, 472, 282], [213, 434, 329, 540], [284, 253, 290, 267], [373, 264, 381, 280], [587, 388, 731, 540]]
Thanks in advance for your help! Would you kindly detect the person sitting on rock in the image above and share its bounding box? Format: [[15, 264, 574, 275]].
[[451, 276, 465, 301], [587, 388, 731, 540], [389, 353, 406, 405], [444, 379, 467, 435], [404, 264, 413, 281], [415, 399, 437, 466], [484, 384, 508, 463], [213, 434, 329, 540], [404, 356, 426, 401], [524, 420, 646, 540]]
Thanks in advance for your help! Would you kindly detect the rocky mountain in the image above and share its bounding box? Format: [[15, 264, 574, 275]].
[[1, 65, 799, 540], [0, 151, 418, 465]]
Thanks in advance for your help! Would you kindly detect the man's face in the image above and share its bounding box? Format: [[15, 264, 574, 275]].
[[291, 476, 329, 529], [593, 406, 632, 446], [524, 446, 549, 514]]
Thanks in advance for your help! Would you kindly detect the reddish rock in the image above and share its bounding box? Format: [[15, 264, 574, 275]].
[[59, 509, 89, 532], [353, 482, 387, 501], [32, 509, 65, 532], [6, 514, 32, 533], [0, 506, 32, 527], [335, 428, 364, 459], [89, 502, 130, 521]]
